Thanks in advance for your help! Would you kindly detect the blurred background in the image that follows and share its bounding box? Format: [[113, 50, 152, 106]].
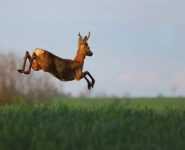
[[0, 0, 185, 99]]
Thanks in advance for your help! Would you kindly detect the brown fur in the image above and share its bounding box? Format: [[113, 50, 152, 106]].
[[17, 32, 95, 90]]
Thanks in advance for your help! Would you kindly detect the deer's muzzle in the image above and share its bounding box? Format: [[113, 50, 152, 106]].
[[88, 51, 93, 56]]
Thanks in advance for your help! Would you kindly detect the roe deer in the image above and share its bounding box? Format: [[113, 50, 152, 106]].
[[17, 32, 95, 90]]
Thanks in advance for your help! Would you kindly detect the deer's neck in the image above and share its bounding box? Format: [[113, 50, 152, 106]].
[[74, 47, 85, 64]]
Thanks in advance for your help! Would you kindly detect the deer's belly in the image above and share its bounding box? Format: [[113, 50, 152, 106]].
[[49, 71, 74, 81], [60, 71, 75, 81]]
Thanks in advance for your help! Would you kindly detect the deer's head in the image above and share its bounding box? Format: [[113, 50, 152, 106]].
[[78, 32, 93, 57]]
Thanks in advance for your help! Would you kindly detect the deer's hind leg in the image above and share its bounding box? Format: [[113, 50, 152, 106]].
[[24, 53, 41, 74], [24, 52, 40, 74], [17, 51, 31, 73]]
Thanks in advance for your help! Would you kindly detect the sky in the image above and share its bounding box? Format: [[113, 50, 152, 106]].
[[0, 0, 185, 97]]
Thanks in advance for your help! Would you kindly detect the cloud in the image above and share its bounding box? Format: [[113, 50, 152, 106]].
[[119, 69, 185, 96], [169, 70, 185, 90]]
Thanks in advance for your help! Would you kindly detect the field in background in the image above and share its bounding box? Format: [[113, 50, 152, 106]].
[[52, 97, 185, 111], [0, 97, 185, 150]]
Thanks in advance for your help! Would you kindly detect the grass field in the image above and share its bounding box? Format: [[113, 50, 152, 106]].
[[0, 97, 185, 150]]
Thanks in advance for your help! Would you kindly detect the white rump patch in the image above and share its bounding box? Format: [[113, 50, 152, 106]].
[[33, 48, 44, 56]]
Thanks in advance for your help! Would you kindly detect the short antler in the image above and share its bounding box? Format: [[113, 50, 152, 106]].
[[78, 32, 82, 38], [78, 32, 83, 44], [87, 32, 90, 40], [83, 32, 91, 43]]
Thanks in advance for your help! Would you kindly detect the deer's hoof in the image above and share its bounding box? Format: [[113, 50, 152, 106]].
[[92, 80, 95, 88], [88, 83, 92, 90], [24, 71, 30, 74], [17, 69, 24, 73]]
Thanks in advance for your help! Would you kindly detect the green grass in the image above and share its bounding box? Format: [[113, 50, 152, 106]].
[[52, 97, 185, 111], [0, 97, 185, 150]]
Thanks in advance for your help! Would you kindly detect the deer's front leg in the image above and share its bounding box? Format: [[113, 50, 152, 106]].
[[84, 76, 93, 90], [83, 71, 95, 88], [75, 69, 93, 90], [17, 51, 31, 73]]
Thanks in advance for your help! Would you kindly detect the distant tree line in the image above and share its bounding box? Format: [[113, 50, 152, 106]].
[[0, 52, 69, 104]]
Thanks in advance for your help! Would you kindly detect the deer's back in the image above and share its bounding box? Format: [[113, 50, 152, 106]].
[[33, 48, 81, 81]]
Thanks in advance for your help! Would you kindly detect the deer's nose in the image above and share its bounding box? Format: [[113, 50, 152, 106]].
[[89, 51, 93, 56]]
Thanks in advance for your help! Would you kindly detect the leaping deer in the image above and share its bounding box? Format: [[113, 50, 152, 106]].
[[17, 32, 95, 90]]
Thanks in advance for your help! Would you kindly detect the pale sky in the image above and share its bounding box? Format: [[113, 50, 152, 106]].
[[0, 0, 185, 97]]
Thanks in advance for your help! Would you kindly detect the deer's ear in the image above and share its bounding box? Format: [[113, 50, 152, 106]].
[[83, 36, 88, 42], [83, 32, 90, 43]]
